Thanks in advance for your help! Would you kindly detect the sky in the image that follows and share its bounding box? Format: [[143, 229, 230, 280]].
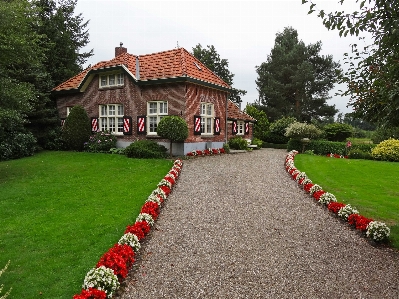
[[75, 0, 370, 116]]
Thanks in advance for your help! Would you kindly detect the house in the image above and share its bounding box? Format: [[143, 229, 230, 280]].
[[52, 45, 256, 155]]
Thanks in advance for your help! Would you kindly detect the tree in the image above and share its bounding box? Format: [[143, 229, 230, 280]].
[[255, 27, 340, 122], [26, 0, 93, 148], [156, 116, 188, 157], [192, 44, 247, 104], [304, 0, 399, 126], [61, 106, 91, 151], [0, 0, 41, 160], [244, 104, 270, 141]]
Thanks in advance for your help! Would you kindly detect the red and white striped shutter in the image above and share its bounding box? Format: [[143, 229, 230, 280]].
[[123, 116, 132, 135], [232, 119, 238, 135], [245, 121, 250, 135], [194, 115, 201, 135], [214, 117, 221, 135], [91, 117, 98, 133], [137, 115, 146, 135], [61, 119, 65, 128]]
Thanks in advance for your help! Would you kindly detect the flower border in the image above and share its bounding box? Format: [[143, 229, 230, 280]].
[[285, 150, 390, 243], [73, 159, 184, 298]]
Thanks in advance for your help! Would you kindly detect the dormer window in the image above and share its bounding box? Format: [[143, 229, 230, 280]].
[[99, 73, 124, 88]]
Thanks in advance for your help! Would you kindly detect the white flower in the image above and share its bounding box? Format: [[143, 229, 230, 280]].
[[118, 233, 141, 252], [136, 213, 154, 226], [158, 178, 172, 189], [83, 266, 119, 298], [319, 192, 337, 205], [295, 172, 307, 182], [301, 178, 313, 186], [146, 193, 162, 206], [338, 204, 359, 220], [309, 184, 323, 195], [366, 221, 390, 241]]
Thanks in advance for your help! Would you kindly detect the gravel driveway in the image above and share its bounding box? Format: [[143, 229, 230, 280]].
[[117, 148, 399, 299]]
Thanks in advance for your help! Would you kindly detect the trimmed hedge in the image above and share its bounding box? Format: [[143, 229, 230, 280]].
[[124, 140, 167, 159]]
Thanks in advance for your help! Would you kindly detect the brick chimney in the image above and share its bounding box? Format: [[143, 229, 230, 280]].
[[115, 42, 127, 57]]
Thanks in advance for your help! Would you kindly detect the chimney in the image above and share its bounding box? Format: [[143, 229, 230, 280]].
[[115, 42, 127, 57]]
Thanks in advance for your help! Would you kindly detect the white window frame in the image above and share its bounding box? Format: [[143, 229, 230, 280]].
[[200, 103, 214, 135], [66, 106, 73, 116], [99, 104, 124, 135], [99, 72, 124, 88], [147, 101, 168, 135], [237, 121, 244, 135]]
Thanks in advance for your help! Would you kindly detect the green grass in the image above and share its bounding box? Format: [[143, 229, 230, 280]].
[[294, 154, 399, 249], [0, 151, 173, 299]]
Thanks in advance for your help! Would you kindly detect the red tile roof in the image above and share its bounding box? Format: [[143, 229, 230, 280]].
[[53, 48, 231, 92], [228, 100, 256, 122]]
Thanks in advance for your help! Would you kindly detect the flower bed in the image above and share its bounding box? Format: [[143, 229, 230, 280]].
[[186, 148, 225, 157], [73, 159, 183, 298], [285, 150, 390, 244]]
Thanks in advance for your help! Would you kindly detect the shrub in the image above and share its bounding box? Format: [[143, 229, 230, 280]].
[[124, 140, 167, 159], [371, 138, 399, 162], [61, 106, 91, 151], [0, 132, 37, 161], [285, 122, 322, 139], [371, 126, 399, 144], [323, 123, 354, 142], [265, 117, 297, 144], [348, 149, 372, 160], [156, 116, 188, 157], [228, 136, 248, 150], [223, 143, 230, 153], [84, 130, 117, 153], [251, 138, 263, 148], [109, 147, 125, 155]]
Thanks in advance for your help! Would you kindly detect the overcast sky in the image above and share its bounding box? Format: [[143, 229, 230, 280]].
[[76, 0, 370, 116]]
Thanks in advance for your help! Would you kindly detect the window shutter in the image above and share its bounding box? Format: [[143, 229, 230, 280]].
[[245, 121, 250, 135], [61, 119, 65, 127], [123, 116, 132, 135], [214, 117, 221, 135], [232, 119, 238, 135], [91, 117, 98, 133], [137, 115, 146, 135], [194, 115, 201, 135]]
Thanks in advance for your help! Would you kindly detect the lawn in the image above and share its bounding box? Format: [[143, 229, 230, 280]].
[[294, 154, 399, 249], [0, 151, 173, 299]]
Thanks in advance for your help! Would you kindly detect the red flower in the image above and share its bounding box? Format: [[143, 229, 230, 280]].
[[159, 185, 171, 196], [164, 175, 175, 186], [289, 168, 297, 175], [327, 202, 346, 214], [73, 288, 107, 299], [348, 214, 373, 231], [292, 172, 299, 180], [204, 149, 211, 155], [312, 190, 325, 201], [97, 244, 135, 280], [304, 183, 314, 193], [298, 178, 305, 185], [140, 201, 160, 220], [125, 221, 151, 241], [169, 169, 179, 179], [212, 148, 219, 154]]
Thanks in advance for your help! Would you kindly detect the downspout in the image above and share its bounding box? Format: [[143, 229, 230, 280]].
[[225, 93, 228, 144]]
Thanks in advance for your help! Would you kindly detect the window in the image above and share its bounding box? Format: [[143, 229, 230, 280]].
[[99, 73, 124, 88], [200, 103, 214, 134], [99, 104, 124, 134], [66, 106, 73, 116], [147, 101, 168, 134], [237, 121, 244, 135]]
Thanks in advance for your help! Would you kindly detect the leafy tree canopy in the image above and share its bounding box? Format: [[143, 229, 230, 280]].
[[244, 104, 270, 141], [304, 0, 399, 127], [192, 44, 247, 104], [255, 27, 340, 122]]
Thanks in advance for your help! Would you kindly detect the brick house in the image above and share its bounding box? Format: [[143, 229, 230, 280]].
[[52, 45, 255, 155]]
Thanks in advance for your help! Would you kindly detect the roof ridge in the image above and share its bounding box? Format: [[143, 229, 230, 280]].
[[180, 48, 187, 76]]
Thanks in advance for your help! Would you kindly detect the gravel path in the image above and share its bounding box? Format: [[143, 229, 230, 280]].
[[118, 148, 399, 299]]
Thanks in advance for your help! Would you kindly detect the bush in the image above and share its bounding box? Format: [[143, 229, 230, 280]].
[[61, 106, 91, 151], [285, 122, 322, 139], [371, 138, 399, 162], [124, 140, 167, 159], [156, 115, 188, 157], [265, 117, 297, 144], [348, 149, 372, 160], [228, 136, 248, 150], [371, 126, 399, 144], [262, 142, 287, 149], [84, 130, 117, 153], [0, 132, 37, 161], [251, 138, 263, 148], [323, 123, 354, 142], [223, 143, 230, 153], [287, 139, 303, 152]]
